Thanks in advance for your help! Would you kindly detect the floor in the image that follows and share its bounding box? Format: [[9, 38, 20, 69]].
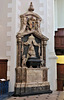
[[6, 91, 64, 100]]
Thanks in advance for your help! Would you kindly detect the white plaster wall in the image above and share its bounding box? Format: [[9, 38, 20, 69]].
[[54, 0, 58, 31], [0, 0, 8, 59], [54, 0, 64, 29], [0, 0, 12, 88], [57, 0, 64, 28], [0, 0, 17, 92]]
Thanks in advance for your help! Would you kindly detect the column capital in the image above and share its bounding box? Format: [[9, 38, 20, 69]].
[[16, 33, 21, 43], [43, 40, 47, 46]]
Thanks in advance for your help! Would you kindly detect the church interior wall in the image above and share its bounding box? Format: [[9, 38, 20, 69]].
[[0, 0, 9, 59], [57, 0, 64, 28], [54, 0, 64, 31], [0, 0, 57, 92]]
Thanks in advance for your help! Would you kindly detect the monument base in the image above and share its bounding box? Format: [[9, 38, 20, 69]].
[[14, 84, 51, 96], [14, 67, 52, 96]]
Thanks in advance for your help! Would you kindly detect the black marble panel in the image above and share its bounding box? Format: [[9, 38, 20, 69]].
[[21, 34, 41, 57], [22, 34, 30, 42]]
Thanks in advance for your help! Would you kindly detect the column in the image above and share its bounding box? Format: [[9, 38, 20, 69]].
[[41, 41, 44, 66], [43, 41, 47, 66], [17, 33, 21, 67], [16, 33, 22, 83], [46, 0, 57, 90]]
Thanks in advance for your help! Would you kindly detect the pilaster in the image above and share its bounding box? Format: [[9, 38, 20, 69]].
[[43, 41, 47, 66], [16, 33, 21, 67], [6, 0, 12, 82], [46, 0, 57, 90]]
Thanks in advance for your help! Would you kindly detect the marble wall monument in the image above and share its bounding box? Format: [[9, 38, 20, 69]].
[[14, 2, 51, 96]]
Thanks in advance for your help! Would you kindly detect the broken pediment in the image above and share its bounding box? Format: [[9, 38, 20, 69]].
[[19, 2, 46, 38]]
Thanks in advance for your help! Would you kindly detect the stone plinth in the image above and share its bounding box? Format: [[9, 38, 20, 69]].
[[14, 67, 51, 96]]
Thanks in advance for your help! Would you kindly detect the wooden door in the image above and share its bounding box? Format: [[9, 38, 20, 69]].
[[57, 63, 64, 91], [0, 59, 8, 80]]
